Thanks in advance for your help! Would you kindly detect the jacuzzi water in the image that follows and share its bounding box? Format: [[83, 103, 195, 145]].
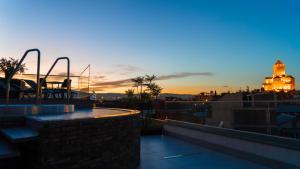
[[27, 108, 139, 121], [0, 104, 75, 116], [0, 104, 138, 121]]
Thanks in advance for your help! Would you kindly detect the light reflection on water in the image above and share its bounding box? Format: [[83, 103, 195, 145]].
[[28, 108, 139, 121]]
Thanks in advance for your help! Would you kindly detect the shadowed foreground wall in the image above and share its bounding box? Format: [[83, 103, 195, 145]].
[[25, 113, 140, 169]]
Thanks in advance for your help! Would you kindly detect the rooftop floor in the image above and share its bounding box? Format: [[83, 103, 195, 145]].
[[139, 135, 269, 169]]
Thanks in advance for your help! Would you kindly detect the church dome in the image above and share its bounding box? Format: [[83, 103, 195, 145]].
[[273, 59, 285, 77], [275, 60, 283, 65]]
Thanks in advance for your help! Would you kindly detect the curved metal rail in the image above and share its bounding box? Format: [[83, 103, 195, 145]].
[[6, 49, 41, 104], [43, 57, 70, 104]]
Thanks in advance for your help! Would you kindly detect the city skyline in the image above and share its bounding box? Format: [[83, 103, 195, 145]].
[[1, 0, 300, 94]]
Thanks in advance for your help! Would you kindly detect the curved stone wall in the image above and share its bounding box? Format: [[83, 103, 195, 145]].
[[25, 109, 140, 169]]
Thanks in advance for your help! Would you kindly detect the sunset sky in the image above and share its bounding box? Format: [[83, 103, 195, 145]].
[[1, 0, 300, 94]]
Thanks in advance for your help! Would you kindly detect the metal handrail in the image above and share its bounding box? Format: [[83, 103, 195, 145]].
[[43, 57, 70, 104], [6, 49, 41, 104]]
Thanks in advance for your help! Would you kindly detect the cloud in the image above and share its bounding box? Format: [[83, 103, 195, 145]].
[[85, 79, 132, 92], [86, 78, 102, 86], [157, 72, 213, 80], [91, 79, 132, 91], [89, 72, 213, 91], [56, 72, 77, 76], [94, 75, 105, 79], [90, 75, 106, 82], [88, 78, 133, 93], [116, 64, 142, 71], [91, 78, 132, 88], [115, 64, 143, 75]]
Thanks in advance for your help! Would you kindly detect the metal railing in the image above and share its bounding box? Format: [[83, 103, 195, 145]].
[[43, 57, 70, 104], [153, 100, 300, 140], [6, 49, 41, 104], [78, 64, 90, 94]]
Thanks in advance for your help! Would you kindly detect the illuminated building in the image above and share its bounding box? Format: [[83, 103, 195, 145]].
[[262, 60, 295, 92]]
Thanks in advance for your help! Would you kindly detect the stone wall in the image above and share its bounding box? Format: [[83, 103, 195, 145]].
[[159, 110, 205, 124], [25, 113, 140, 169], [0, 116, 25, 128]]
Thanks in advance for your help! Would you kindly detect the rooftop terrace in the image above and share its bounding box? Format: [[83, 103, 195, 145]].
[[139, 135, 269, 169]]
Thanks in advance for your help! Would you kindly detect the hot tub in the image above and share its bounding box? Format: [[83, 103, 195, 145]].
[[27, 108, 137, 121], [0, 104, 75, 128], [24, 108, 140, 169], [0, 104, 75, 116]]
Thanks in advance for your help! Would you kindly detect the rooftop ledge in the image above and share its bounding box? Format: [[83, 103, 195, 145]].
[[164, 119, 300, 168], [165, 119, 300, 151]]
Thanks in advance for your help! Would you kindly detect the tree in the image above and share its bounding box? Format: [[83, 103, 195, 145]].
[[0, 57, 26, 80], [145, 75, 156, 84], [131, 74, 162, 100], [137, 76, 144, 95], [147, 83, 163, 100], [131, 76, 144, 98], [144, 74, 157, 94], [131, 78, 139, 95], [125, 89, 135, 98]]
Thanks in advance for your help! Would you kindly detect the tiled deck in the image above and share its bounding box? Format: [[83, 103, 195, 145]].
[[139, 135, 269, 169]]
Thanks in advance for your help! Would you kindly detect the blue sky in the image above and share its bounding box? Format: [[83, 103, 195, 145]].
[[1, 0, 300, 93]]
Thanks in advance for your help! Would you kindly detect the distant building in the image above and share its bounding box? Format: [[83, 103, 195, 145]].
[[206, 92, 300, 137], [262, 60, 295, 92], [206, 93, 245, 128], [193, 91, 217, 102]]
